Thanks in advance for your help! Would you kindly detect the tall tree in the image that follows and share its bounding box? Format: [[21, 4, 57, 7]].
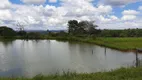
[[78, 21, 98, 35], [68, 20, 98, 36], [68, 20, 79, 35]]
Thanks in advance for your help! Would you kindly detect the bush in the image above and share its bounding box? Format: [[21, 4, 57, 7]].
[[26, 32, 42, 39], [17, 31, 27, 36]]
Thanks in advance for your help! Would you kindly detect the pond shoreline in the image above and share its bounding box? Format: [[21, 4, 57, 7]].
[[0, 37, 142, 79], [46, 37, 142, 53], [0, 36, 141, 53], [0, 67, 142, 80]]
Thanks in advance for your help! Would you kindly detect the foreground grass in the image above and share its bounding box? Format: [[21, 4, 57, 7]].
[[0, 67, 142, 80]]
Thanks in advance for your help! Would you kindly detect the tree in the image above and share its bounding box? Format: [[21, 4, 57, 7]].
[[78, 21, 98, 35], [68, 20, 79, 35], [26, 32, 41, 39], [16, 21, 25, 31], [17, 31, 27, 36], [0, 26, 17, 37], [68, 20, 98, 36], [16, 21, 27, 36]]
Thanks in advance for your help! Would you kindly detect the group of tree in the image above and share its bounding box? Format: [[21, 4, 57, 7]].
[[1, 20, 142, 38], [98, 29, 142, 37], [67, 20, 142, 37], [0, 26, 42, 39], [0, 26, 17, 37], [68, 20, 98, 37]]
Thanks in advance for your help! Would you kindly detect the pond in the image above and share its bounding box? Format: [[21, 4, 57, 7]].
[[0, 40, 141, 77]]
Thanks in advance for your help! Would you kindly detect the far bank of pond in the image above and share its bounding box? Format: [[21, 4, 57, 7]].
[[45, 37, 142, 52], [1, 37, 142, 52]]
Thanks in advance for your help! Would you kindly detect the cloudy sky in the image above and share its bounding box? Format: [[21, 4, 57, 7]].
[[0, 0, 142, 30]]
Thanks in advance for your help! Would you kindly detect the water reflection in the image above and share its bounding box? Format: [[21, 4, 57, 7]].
[[0, 40, 141, 77], [0, 40, 25, 77], [0, 39, 14, 48], [0, 68, 23, 77]]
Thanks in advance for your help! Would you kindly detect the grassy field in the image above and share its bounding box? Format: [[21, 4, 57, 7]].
[[50, 37, 142, 51], [93, 37, 142, 51], [0, 67, 142, 80]]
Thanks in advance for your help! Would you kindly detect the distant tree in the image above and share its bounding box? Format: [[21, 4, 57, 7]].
[[57, 31, 68, 36], [98, 28, 142, 37], [78, 21, 98, 35], [0, 26, 17, 37], [68, 20, 98, 36], [47, 29, 51, 34], [16, 21, 27, 36], [16, 21, 25, 31], [78, 21, 88, 34], [26, 32, 41, 39], [17, 31, 27, 36], [120, 30, 128, 37], [68, 20, 79, 35]]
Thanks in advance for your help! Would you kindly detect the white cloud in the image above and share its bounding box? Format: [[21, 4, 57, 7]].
[[0, 20, 4, 25], [21, 0, 46, 4], [121, 15, 136, 21], [48, 0, 57, 3], [0, 10, 12, 20], [110, 15, 118, 20], [0, 0, 141, 30], [101, 0, 141, 6], [139, 6, 142, 10], [0, 0, 11, 9], [121, 10, 139, 21], [124, 22, 140, 27], [98, 21, 142, 29], [97, 5, 112, 14], [98, 15, 111, 23], [122, 10, 139, 15]]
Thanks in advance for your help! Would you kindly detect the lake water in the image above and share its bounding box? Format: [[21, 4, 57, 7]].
[[0, 40, 141, 77]]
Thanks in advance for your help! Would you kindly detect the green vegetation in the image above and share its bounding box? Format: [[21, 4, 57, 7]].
[[68, 20, 98, 36], [1, 20, 142, 51], [0, 21, 142, 79], [98, 29, 142, 37], [44, 37, 142, 51], [0, 67, 142, 80], [0, 26, 17, 37], [0, 26, 142, 51], [94, 37, 142, 51]]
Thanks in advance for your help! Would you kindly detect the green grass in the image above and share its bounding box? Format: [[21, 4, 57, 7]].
[[0, 67, 142, 80], [49, 37, 142, 51], [93, 37, 142, 51]]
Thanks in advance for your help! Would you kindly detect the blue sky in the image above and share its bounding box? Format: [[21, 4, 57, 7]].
[[0, 0, 142, 30], [9, 0, 140, 18], [10, 0, 61, 6]]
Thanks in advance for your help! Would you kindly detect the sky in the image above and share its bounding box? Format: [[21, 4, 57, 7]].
[[0, 0, 142, 30]]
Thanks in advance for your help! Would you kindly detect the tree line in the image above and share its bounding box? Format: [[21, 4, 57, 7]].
[[0, 20, 142, 38], [67, 20, 142, 37], [0, 26, 42, 39], [97, 29, 142, 37]]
